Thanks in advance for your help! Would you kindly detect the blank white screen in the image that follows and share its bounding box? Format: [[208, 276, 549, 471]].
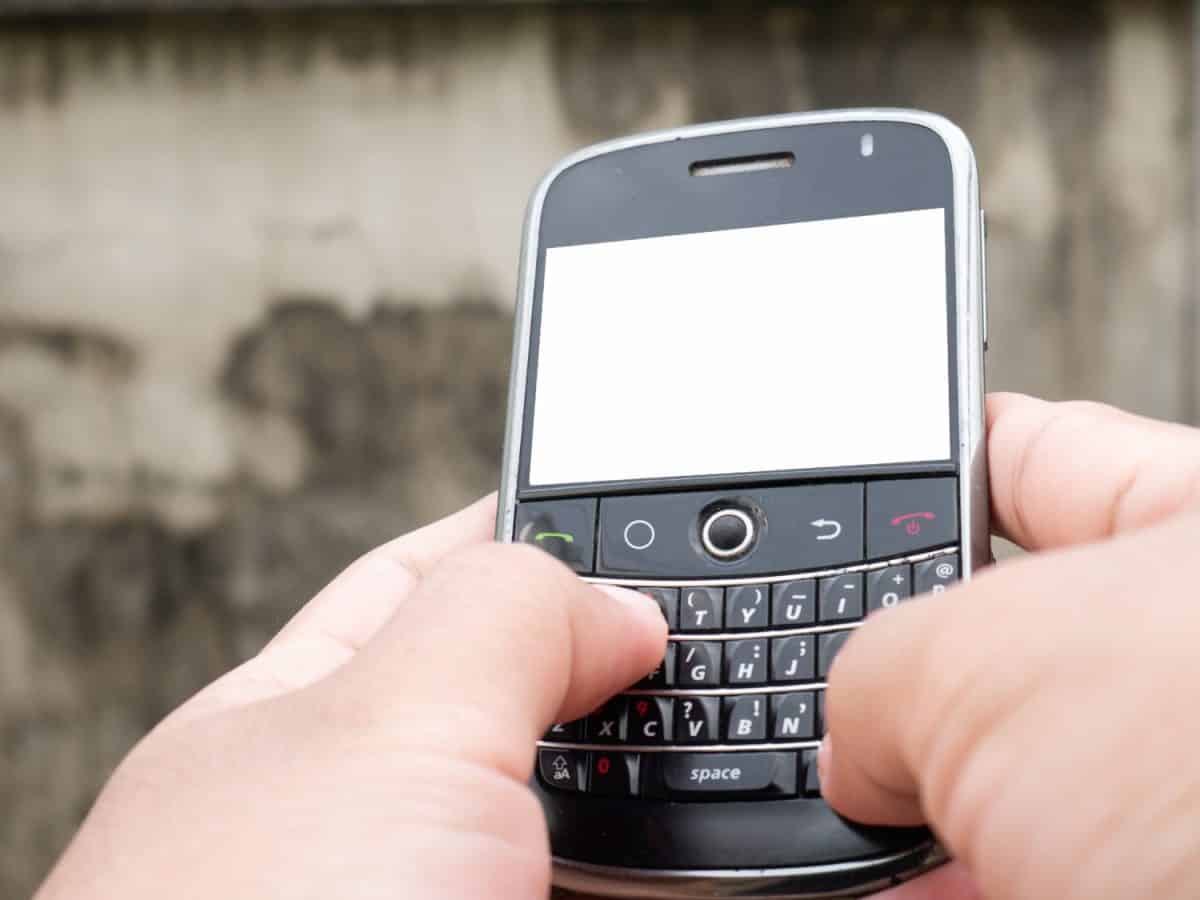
[[528, 207, 951, 486]]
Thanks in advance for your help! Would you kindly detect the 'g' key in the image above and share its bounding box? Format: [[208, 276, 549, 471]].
[[676, 641, 721, 687]]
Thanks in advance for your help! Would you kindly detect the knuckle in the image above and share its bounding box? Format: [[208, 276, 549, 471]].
[[436, 541, 567, 597], [456, 541, 565, 580], [1004, 403, 1103, 542], [439, 541, 580, 635], [1057, 399, 1117, 419]]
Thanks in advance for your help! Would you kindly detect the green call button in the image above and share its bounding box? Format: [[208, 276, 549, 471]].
[[514, 498, 597, 573]]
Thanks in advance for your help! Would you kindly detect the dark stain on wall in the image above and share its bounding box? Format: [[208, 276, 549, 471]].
[[550, 8, 667, 138], [0, 404, 31, 542], [681, 9, 793, 123], [803, 3, 978, 115], [0, 298, 512, 897], [226, 299, 377, 476], [224, 297, 510, 484], [0, 321, 138, 376]]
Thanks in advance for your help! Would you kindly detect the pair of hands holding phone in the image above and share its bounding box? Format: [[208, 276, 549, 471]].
[[38, 392, 1200, 900]]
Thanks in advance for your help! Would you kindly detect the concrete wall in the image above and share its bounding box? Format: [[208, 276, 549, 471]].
[[0, 4, 1193, 896]]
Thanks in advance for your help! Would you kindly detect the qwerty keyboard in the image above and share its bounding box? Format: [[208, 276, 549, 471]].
[[538, 548, 960, 801]]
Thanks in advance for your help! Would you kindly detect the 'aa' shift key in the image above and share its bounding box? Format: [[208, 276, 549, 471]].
[[646, 752, 797, 799]]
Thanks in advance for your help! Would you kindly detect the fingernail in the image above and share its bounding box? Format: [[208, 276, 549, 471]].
[[817, 735, 834, 794], [597, 584, 663, 619]]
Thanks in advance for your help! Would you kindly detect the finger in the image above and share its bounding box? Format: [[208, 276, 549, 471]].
[[168, 495, 497, 725], [335, 542, 668, 779], [867, 862, 978, 900], [817, 595, 935, 826], [270, 492, 498, 652], [819, 516, 1200, 900], [819, 539, 1093, 827], [987, 392, 1200, 550], [820, 510, 1178, 829]]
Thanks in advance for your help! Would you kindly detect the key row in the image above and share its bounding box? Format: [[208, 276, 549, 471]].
[[538, 747, 823, 801], [639, 631, 848, 689], [628, 553, 959, 634], [547, 690, 825, 745]]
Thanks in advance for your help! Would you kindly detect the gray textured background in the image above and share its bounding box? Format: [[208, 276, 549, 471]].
[[0, 3, 1195, 897]]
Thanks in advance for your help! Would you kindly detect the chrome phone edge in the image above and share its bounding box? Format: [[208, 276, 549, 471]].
[[495, 108, 986, 898], [551, 844, 947, 899]]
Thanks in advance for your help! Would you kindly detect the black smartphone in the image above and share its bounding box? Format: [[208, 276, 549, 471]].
[[496, 110, 988, 898]]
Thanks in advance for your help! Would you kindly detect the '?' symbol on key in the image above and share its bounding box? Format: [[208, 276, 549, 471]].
[[636, 700, 650, 717]]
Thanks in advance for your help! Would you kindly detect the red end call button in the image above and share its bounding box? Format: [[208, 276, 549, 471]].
[[865, 477, 958, 559]]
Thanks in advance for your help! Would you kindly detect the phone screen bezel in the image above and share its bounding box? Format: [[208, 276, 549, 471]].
[[516, 120, 959, 500]]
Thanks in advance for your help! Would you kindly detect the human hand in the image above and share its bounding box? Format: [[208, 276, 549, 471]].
[[829, 393, 1200, 900], [36, 495, 667, 900]]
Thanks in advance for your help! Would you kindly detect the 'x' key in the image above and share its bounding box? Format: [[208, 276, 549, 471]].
[[586, 697, 627, 743]]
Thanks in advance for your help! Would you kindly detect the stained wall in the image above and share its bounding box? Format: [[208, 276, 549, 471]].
[[0, 4, 1192, 895]]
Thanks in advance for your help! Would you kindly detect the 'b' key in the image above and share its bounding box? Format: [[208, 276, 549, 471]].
[[725, 695, 767, 742]]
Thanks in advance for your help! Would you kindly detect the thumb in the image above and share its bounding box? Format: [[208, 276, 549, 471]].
[[819, 518, 1191, 900], [330, 542, 667, 779]]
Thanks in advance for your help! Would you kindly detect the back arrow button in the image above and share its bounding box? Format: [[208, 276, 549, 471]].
[[811, 519, 842, 541]]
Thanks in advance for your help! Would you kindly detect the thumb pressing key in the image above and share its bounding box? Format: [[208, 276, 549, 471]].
[[38, 494, 666, 900]]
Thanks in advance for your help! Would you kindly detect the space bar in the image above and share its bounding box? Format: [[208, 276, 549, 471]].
[[658, 752, 797, 798]]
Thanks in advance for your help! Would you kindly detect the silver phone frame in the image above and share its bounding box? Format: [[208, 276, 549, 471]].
[[495, 108, 988, 899]]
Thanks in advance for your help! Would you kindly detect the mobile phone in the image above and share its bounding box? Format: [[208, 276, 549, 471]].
[[496, 110, 988, 898]]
